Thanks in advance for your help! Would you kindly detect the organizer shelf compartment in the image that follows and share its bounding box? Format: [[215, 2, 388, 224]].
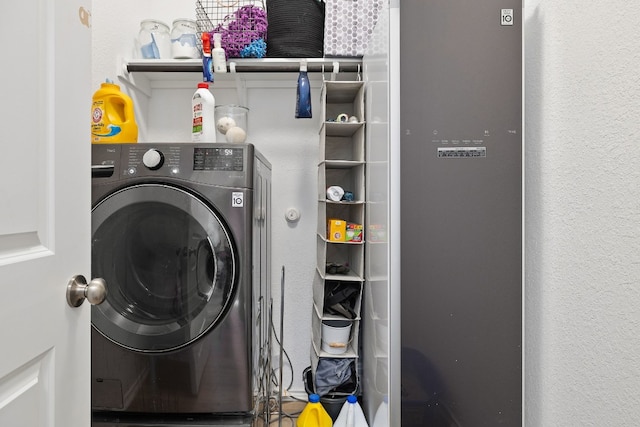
[[312, 272, 363, 321], [316, 234, 364, 280], [320, 124, 365, 162], [321, 81, 365, 124], [318, 162, 365, 202], [316, 201, 365, 240], [311, 308, 360, 359]]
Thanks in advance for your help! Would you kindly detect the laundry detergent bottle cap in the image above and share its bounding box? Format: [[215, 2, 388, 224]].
[[296, 394, 332, 427], [91, 79, 138, 144]]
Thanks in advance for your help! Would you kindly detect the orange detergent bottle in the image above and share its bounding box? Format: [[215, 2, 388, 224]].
[[297, 394, 332, 427], [91, 80, 138, 143]]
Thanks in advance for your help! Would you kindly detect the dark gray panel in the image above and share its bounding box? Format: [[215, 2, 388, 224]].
[[400, 1, 522, 426]]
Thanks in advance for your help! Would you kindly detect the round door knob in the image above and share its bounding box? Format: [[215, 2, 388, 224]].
[[66, 275, 107, 307], [142, 149, 164, 170]]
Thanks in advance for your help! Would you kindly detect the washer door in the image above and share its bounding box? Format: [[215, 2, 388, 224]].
[[91, 183, 236, 352]]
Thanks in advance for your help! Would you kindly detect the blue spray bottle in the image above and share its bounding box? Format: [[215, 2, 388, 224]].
[[295, 59, 312, 118]]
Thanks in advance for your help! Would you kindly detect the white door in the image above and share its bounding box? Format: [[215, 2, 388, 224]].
[[0, 1, 93, 426]]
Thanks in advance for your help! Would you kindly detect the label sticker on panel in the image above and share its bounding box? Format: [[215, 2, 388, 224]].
[[438, 147, 487, 158], [501, 9, 514, 26], [232, 192, 244, 207]]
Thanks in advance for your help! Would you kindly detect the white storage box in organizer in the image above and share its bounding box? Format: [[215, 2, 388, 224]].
[[321, 319, 352, 355], [312, 307, 359, 357]]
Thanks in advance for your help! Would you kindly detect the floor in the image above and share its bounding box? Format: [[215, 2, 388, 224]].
[[91, 400, 306, 427], [255, 400, 306, 426]]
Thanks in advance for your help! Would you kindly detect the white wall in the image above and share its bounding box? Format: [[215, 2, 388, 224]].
[[524, 1, 640, 425], [91, 1, 192, 91], [91, 0, 320, 394]]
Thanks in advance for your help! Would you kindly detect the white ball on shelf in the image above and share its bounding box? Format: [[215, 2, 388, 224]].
[[225, 126, 247, 143], [216, 116, 236, 135]]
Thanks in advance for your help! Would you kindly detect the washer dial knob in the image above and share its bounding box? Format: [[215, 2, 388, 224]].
[[143, 149, 164, 170]]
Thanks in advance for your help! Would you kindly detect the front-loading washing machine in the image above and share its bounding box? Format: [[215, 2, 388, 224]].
[[90, 143, 271, 424]]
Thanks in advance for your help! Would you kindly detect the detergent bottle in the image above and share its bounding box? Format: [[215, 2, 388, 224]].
[[191, 82, 216, 142], [297, 394, 332, 427], [334, 395, 369, 427], [371, 396, 388, 427], [91, 79, 138, 143]]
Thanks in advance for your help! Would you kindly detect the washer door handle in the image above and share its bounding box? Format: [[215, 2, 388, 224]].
[[66, 275, 107, 307]]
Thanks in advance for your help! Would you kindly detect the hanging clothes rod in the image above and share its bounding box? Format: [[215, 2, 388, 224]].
[[125, 58, 362, 73]]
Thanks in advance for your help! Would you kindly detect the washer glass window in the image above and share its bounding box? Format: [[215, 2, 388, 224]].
[[91, 184, 236, 352]]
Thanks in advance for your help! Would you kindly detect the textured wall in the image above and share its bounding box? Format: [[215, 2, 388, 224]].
[[525, 1, 640, 425]]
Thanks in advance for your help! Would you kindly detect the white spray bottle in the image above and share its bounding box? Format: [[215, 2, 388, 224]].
[[211, 33, 227, 73]]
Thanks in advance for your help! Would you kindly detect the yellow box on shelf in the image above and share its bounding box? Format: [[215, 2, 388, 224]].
[[327, 219, 346, 242]]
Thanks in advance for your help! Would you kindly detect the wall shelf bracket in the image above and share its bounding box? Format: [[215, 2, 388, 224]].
[[116, 56, 152, 98]]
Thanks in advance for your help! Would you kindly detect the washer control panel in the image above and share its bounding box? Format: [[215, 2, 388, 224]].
[[92, 144, 251, 186], [193, 147, 244, 171], [125, 146, 182, 175]]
